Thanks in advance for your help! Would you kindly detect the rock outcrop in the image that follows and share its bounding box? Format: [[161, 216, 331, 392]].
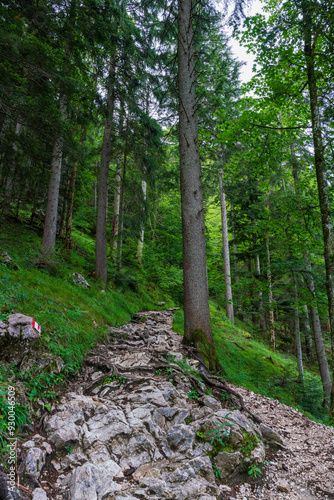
[[0, 314, 40, 365]]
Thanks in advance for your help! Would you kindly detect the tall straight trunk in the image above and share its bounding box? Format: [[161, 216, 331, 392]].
[[255, 252, 266, 333], [293, 274, 304, 382], [303, 7, 334, 417], [111, 105, 124, 259], [231, 204, 243, 320], [64, 161, 78, 252], [42, 96, 67, 253], [95, 54, 116, 283], [137, 178, 147, 264], [218, 169, 234, 324], [117, 149, 127, 273], [291, 142, 331, 400], [178, 0, 218, 370], [303, 304, 315, 364], [266, 232, 275, 350]]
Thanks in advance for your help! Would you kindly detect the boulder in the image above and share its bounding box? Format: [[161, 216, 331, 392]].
[[0, 250, 19, 270], [19, 352, 64, 377], [72, 273, 90, 289], [32, 488, 48, 500], [0, 313, 41, 365]]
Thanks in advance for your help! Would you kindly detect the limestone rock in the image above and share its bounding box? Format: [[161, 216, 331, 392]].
[[276, 479, 291, 493], [68, 460, 122, 500], [215, 451, 243, 475], [0, 313, 41, 364], [0, 250, 19, 270], [20, 352, 64, 376], [32, 488, 48, 500], [72, 273, 90, 289], [259, 423, 284, 445]]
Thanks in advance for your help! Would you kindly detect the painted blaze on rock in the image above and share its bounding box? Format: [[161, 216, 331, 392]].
[[0, 313, 41, 364]]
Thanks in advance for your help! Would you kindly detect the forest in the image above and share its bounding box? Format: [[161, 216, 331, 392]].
[[1, 0, 334, 429]]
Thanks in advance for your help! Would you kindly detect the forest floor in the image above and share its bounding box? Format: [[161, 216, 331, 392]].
[[11, 309, 334, 500]]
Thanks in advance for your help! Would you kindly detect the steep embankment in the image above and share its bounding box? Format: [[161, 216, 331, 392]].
[[4, 309, 333, 500]]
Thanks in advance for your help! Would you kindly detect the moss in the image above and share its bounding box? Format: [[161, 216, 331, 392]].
[[191, 328, 221, 372]]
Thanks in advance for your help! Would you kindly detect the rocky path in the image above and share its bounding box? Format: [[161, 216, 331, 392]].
[[13, 309, 334, 500]]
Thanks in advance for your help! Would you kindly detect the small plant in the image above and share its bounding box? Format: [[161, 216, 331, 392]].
[[155, 369, 162, 376], [207, 414, 234, 449], [196, 431, 205, 439], [240, 432, 259, 455], [212, 463, 222, 478], [188, 388, 200, 400], [247, 464, 263, 478], [164, 367, 173, 376], [65, 445, 74, 454], [102, 374, 126, 386]]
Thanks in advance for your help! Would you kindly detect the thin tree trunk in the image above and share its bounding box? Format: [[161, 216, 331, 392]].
[[256, 253, 267, 333], [117, 149, 127, 273], [42, 96, 67, 253], [293, 274, 304, 382], [218, 169, 234, 324], [306, 263, 332, 401], [111, 105, 124, 259], [64, 161, 78, 252], [137, 178, 147, 264], [95, 54, 116, 283], [304, 304, 315, 364], [291, 141, 331, 401], [266, 232, 275, 350], [303, 8, 334, 417], [178, 0, 218, 370]]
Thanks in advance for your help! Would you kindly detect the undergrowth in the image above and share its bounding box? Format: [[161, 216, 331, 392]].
[[172, 305, 331, 425]]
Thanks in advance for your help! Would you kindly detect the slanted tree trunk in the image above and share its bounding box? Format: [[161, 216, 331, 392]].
[[95, 54, 116, 283], [218, 168, 234, 324], [293, 274, 304, 383], [303, 7, 334, 417], [178, 0, 218, 370], [137, 178, 147, 264], [42, 95, 67, 253], [305, 263, 332, 402], [266, 232, 275, 350]]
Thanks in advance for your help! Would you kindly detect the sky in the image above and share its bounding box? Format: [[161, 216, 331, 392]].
[[225, 0, 265, 83]]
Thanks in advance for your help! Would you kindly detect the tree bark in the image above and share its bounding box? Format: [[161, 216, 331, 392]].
[[95, 54, 116, 283], [293, 274, 304, 383], [64, 161, 78, 252], [117, 148, 127, 273], [218, 168, 234, 324], [42, 96, 67, 253], [303, 304, 315, 364], [303, 17, 334, 415], [137, 178, 147, 264], [266, 232, 275, 350], [177, 0, 218, 370]]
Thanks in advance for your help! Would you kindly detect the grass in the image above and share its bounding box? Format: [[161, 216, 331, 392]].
[[0, 217, 173, 368], [172, 303, 330, 425]]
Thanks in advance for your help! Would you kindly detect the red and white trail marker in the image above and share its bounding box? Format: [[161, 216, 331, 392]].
[[32, 318, 41, 333]]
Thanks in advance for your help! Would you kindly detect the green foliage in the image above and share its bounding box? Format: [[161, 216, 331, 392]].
[[247, 464, 263, 478], [188, 389, 200, 400], [101, 375, 126, 386], [207, 414, 234, 450], [212, 463, 222, 478], [240, 432, 259, 455]]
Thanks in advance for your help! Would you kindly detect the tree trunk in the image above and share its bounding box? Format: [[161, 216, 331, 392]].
[[218, 168, 234, 324], [117, 148, 127, 273], [64, 161, 78, 252], [95, 54, 116, 283], [303, 21, 334, 415], [137, 178, 147, 264], [293, 274, 304, 382], [303, 304, 315, 363], [255, 252, 266, 333], [266, 232, 275, 350], [178, 0, 218, 370], [42, 96, 67, 253], [306, 264, 332, 402]]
